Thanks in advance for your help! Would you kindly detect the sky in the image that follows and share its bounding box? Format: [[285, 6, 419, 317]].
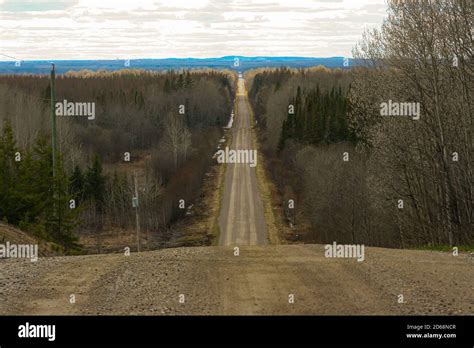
[[0, 0, 388, 60]]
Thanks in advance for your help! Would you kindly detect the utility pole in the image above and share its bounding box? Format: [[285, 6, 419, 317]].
[[50, 64, 58, 224], [50, 64, 58, 178], [133, 172, 141, 252]]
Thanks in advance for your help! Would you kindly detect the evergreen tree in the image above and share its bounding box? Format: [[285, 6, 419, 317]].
[[278, 85, 352, 150], [85, 154, 106, 214], [184, 72, 194, 88], [278, 119, 289, 152], [177, 73, 185, 89], [0, 121, 20, 224], [70, 165, 84, 204], [46, 157, 80, 252], [164, 78, 172, 93], [31, 135, 79, 249], [134, 90, 145, 109]]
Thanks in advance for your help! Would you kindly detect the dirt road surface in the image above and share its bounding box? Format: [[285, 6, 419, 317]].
[[218, 77, 267, 246], [1, 245, 472, 315]]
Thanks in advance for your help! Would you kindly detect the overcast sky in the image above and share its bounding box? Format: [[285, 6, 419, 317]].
[[0, 0, 388, 60]]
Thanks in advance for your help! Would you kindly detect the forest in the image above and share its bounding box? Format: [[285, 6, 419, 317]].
[[0, 69, 235, 253], [1, 0, 471, 253], [247, 0, 472, 248]]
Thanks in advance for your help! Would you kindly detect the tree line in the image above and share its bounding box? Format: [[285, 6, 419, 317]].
[[248, 0, 472, 248], [0, 122, 79, 251], [278, 85, 353, 150], [0, 69, 235, 252], [348, 0, 472, 247]]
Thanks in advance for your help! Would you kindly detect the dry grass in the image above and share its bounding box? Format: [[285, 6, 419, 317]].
[[171, 127, 231, 247], [80, 227, 142, 254], [174, 160, 226, 247]]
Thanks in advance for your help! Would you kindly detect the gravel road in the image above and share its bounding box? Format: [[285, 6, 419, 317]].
[[218, 77, 267, 246], [1, 245, 472, 315]]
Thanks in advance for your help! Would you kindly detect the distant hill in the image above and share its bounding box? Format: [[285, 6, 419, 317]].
[[0, 56, 355, 74]]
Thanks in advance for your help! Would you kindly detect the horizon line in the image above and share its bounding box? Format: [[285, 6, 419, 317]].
[[0, 55, 353, 63]]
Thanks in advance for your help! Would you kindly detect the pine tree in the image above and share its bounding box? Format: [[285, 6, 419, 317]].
[[177, 73, 185, 89], [278, 119, 289, 152], [15, 148, 44, 231], [46, 157, 80, 252], [0, 121, 20, 224], [279, 84, 352, 147], [164, 78, 172, 93], [184, 72, 194, 88], [29, 134, 79, 250], [70, 165, 84, 205], [85, 154, 106, 214]]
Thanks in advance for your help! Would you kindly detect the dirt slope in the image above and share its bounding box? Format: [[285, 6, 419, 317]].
[[0, 222, 58, 257]]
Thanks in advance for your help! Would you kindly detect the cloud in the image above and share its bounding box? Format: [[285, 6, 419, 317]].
[[0, 0, 387, 59]]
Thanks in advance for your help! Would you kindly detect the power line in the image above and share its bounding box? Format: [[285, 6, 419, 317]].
[[0, 53, 21, 61]]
